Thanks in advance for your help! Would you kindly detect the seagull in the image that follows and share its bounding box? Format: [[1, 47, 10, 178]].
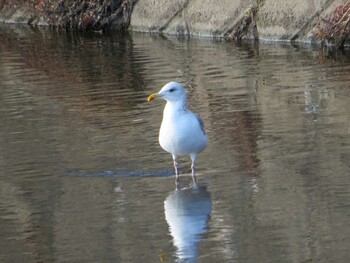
[[147, 82, 208, 185]]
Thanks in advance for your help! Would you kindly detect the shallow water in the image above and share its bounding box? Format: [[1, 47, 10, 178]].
[[0, 24, 350, 263]]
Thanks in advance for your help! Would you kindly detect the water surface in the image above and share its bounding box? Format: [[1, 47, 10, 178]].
[[0, 24, 350, 263]]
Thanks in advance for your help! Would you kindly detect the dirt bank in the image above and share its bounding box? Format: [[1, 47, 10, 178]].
[[0, 0, 134, 31]]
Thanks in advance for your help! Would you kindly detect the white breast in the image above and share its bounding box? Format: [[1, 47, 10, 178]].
[[159, 103, 208, 156]]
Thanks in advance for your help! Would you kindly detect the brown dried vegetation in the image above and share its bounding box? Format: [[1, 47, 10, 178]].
[[1, 0, 135, 31], [314, 3, 350, 49]]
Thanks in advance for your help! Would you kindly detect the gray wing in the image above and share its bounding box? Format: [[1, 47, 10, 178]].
[[194, 113, 206, 135]]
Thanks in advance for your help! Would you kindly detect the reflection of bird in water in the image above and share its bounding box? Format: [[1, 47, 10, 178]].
[[148, 82, 208, 186], [164, 184, 212, 263]]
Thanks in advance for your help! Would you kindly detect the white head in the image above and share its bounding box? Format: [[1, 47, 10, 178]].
[[148, 82, 187, 103]]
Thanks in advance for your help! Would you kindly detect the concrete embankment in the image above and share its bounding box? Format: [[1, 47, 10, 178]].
[[130, 0, 350, 47], [1, 0, 349, 47]]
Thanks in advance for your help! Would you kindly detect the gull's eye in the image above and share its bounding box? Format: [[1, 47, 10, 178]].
[[169, 88, 175, 93]]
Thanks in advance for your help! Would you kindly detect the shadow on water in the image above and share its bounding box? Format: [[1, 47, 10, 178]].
[[164, 184, 212, 263], [62, 166, 174, 178]]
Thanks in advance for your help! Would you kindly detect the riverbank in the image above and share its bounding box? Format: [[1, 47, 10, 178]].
[[1, 0, 349, 48]]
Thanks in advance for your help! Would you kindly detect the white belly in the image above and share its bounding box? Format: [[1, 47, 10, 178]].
[[159, 111, 208, 156]]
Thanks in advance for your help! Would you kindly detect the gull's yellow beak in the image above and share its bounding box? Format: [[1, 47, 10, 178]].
[[147, 93, 159, 102]]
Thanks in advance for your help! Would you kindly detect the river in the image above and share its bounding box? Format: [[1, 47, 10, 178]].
[[0, 24, 350, 263]]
